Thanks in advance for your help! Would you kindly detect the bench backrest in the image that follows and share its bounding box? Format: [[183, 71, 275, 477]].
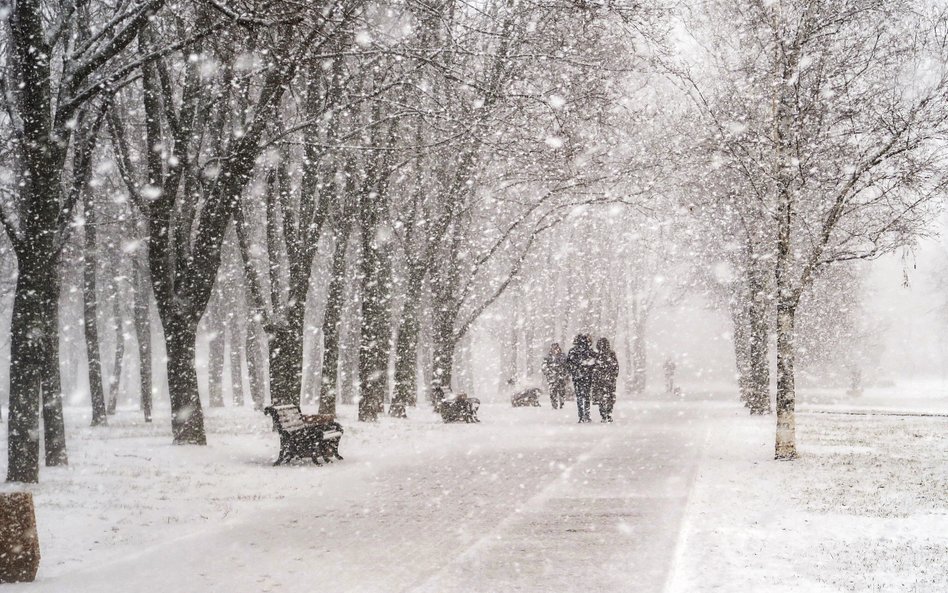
[[267, 404, 306, 433]]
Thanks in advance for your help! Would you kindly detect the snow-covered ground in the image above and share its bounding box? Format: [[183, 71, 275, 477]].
[[670, 389, 948, 593], [1, 386, 946, 592]]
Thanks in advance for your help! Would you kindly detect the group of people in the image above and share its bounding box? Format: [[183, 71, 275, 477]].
[[542, 335, 619, 423]]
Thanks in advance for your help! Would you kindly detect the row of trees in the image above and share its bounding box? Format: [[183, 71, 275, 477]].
[[0, 0, 654, 482]]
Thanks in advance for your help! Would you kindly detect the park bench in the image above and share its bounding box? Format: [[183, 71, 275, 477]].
[[511, 387, 542, 407], [438, 391, 481, 423], [263, 404, 344, 466]]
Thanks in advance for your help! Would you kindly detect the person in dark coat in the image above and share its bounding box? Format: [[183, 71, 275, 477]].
[[592, 337, 619, 422], [566, 334, 595, 423], [541, 343, 569, 409]]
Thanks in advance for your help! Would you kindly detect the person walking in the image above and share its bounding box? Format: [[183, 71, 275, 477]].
[[566, 334, 595, 423], [592, 337, 619, 422], [542, 343, 569, 409]]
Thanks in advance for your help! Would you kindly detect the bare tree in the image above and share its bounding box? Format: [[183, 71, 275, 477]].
[[679, 0, 948, 458]]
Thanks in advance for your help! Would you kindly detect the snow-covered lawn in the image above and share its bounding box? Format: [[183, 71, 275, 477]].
[[2, 389, 945, 592], [669, 397, 948, 593]]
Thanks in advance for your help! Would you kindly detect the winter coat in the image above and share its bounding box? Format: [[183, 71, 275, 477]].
[[591, 348, 619, 404], [566, 341, 596, 390], [542, 352, 568, 386]]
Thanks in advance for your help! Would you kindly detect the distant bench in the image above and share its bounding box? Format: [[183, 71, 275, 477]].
[[264, 404, 344, 466], [511, 387, 541, 407], [438, 391, 480, 423]]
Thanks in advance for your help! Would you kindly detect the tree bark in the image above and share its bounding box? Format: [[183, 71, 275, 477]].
[[268, 301, 306, 407], [318, 230, 351, 417], [431, 328, 456, 410], [358, 225, 392, 422], [390, 268, 424, 417], [747, 271, 771, 415], [775, 297, 796, 459], [42, 273, 68, 467], [132, 259, 153, 422], [82, 193, 108, 427], [164, 314, 206, 445], [6, 263, 58, 483], [227, 311, 244, 407], [730, 299, 753, 406], [106, 297, 125, 415], [206, 299, 225, 408], [245, 319, 266, 411], [773, 28, 797, 460]]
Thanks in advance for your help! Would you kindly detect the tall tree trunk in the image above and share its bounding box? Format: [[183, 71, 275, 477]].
[[245, 319, 266, 411], [269, 301, 306, 407], [431, 329, 456, 409], [730, 300, 753, 406], [747, 272, 771, 415], [774, 296, 796, 459], [206, 299, 225, 408], [319, 230, 351, 416], [227, 312, 244, 407], [390, 267, 424, 417], [430, 282, 458, 410], [43, 273, 68, 467], [133, 260, 153, 422], [774, 38, 797, 460], [339, 271, 361, 406], [358, 229, 392, 422], [6, 261, 59, 482], [107, 297, 125, 415], [164, 313, 206, 445], [82, 194, 108, 427]]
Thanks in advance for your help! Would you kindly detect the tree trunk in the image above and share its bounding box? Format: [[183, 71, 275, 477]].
[[245, 319, 266, 411], [42, 273, 68, 467], [269, 300, 306, 407], [390, 270, 424, 417], [106, 297, 124, 415], [775, 297, 796, 459], [730, 294, 752, 407], [319, 231, 350, 417], [431, 330, 456, 410], [339, 279, 360, 406], [133, 260, 153, 422], [430, 280, 458, 410], [774, 43, 797, 460], [6, 263, 59, 483], [227, 312, 244, 407], [164, 314, 207, 445], [82, 194, 108, 427], [358, 230, 392, 422], [206, 300, 225, 408], [747, 274, 771, 415]]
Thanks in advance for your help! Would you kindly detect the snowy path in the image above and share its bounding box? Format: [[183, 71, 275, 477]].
[[7, 402, 710, 593]]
